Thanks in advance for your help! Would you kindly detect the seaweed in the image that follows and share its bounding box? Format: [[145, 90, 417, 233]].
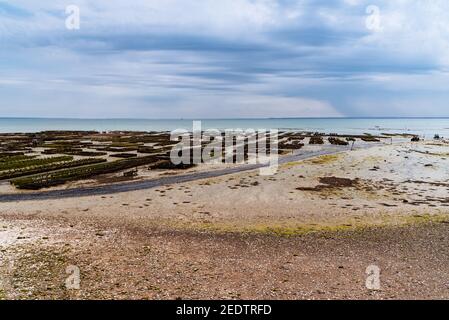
[[309, 135, 324, 145], [1, 158, 105, 180], [11, 156, 159, 189], [0, 156, 73, 171], [110, 153, 138, 158], [328, 137, 349, 146]]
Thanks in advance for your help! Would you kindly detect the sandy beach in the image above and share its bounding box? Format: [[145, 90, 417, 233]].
[[4, 1, 449, 306], [1, 137, 449, 299]]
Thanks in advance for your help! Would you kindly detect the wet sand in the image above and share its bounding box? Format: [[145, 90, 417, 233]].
[[1, 139, 449, 299]]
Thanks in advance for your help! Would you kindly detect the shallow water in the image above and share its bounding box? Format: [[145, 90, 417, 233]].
[[0, 117, 448, 137]]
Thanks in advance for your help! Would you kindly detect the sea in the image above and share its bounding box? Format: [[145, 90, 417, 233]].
[[0, 118, 448, 138]]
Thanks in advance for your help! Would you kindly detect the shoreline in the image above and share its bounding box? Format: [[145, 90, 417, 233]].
[[0, 118, 447, 136], [1, 131, 449, 299], [0, 142, 382, 202]]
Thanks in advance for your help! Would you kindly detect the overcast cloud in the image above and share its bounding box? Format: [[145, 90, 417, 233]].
[[1, 0, 449, 118]]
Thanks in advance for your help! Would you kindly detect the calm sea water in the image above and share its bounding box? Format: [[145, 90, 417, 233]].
[[0, 118, 448, 137]]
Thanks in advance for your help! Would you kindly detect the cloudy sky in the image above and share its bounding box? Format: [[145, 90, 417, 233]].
[[0, 0, 448, 118]]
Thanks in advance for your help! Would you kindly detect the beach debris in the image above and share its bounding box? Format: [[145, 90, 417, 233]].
[[318, 177, 358, 187], [361, 135, 381, 142], [296, 176, 358, 191], [379, 203, 398, 207], [137, 146, 157, 154], [328, 137, 349, 146], [150, 160, 196, 170], [309, 135, 324, 145], [279, 140, 304, 150], [123, 168, 138, 177], [110, 153, 138, 158]]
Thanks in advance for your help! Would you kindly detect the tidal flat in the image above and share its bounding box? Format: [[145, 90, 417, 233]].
[[1, 130, 449, 299]]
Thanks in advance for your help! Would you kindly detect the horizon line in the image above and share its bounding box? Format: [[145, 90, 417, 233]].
[[1, 116, 449, 121]]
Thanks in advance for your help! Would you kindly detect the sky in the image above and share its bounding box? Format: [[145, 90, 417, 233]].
[[0, 0, 449, 118]]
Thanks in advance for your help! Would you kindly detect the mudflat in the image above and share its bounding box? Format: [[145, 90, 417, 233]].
[[1, 136, 449, 299]]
